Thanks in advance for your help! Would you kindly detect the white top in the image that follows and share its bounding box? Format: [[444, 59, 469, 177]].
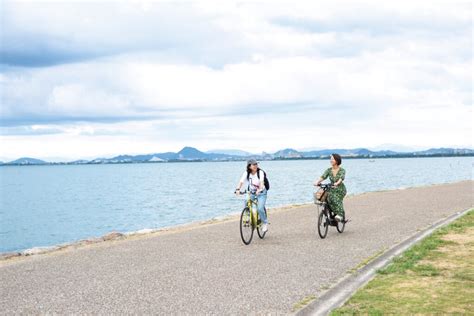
[[240, 170, 265, 191]]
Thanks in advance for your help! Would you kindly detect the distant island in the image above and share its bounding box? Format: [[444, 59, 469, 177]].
[[1, 146, 473, 166]]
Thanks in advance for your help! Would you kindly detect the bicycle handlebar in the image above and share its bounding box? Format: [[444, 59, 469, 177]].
[[234, 190, 259, 196], [317, 183, 334, 189]]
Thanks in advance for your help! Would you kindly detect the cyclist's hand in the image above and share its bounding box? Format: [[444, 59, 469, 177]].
[[314, 182, 321, 187]]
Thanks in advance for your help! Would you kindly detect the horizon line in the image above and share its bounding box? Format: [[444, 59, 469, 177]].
[[2, 145, 473, 164]]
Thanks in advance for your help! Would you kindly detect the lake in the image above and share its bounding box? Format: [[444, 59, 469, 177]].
[[0, 157, 472, 253]]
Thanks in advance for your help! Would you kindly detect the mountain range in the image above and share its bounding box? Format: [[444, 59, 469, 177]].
[[2, 147, 473, 165]]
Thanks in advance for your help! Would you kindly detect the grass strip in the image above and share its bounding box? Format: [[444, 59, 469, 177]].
[[332, 209, 474, 315]]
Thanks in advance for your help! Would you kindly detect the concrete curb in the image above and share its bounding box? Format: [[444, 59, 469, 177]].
[[295, 208, 472, 316]]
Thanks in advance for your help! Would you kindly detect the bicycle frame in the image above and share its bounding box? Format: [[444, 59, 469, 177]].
[[315, 201, 331, 218], [243, 191, 261, 228]]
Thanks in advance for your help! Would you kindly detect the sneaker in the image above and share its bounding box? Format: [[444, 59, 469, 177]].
[[262, 223, 268, 233], [335, 215, 343, 222]]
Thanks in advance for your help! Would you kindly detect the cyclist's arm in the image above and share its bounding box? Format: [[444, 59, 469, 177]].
[[333, 179, 343, 187], [315, 168, 330, 186], [235, 172, 247, 193], [235, 181, 244, 193], [314, 177, 324, 186]]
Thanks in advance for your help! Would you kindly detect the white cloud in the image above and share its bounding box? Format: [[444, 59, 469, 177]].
[[0, 0, 472, 159]]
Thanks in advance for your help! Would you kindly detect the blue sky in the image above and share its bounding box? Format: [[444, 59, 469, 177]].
[[0, 0, 472, 161]]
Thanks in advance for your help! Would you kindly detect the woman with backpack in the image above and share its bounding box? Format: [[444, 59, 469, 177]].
[[234, 159, 269, 233]]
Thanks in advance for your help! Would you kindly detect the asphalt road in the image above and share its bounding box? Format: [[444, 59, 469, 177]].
[[1, 181, 472, 314]]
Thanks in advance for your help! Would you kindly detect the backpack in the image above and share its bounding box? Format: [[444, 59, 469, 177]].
[[247, 168, 270, 191]]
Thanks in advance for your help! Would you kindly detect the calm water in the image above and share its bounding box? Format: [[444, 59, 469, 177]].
[[0, 157, 472, 252]]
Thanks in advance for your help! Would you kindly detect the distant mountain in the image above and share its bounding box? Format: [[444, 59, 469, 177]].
[[86, 147, 235, 164], [414, 148, 474, 156], [177, 147, 209, 159], [271, 147, 395, 159], [3, 146, 473, 166], [153, 152, 180, 161], [87, 146, 473, 163], [7, 157, 47, 165], [207, 149, 252, 156], [107, 155, 135, 163], [149, 156, 165, 162], [69, 159, 89, 164], [98, 152, 178, 163], [177, 147, 237, 160], [273, 148, 302, 158], [301, 148, 397, 158]]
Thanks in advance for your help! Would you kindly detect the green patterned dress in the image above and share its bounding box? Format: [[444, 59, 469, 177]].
[[321, 167, 347, 217]]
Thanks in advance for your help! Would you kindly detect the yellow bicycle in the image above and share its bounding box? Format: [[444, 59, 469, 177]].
[[237, 190, 267, 245]]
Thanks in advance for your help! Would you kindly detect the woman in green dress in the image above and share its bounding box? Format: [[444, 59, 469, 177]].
[[314, 153, 347, 221]]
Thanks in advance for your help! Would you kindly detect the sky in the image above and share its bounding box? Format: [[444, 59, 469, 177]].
[[0, 0, 472, 161]]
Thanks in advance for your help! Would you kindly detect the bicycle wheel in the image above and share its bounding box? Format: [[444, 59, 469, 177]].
[[240, 207, 254, 245], [318, 209, 329, 239], [336, 215, 346, 233], [257, 207, 268, 239]]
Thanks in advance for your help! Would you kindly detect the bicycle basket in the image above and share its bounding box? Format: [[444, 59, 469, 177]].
[[314, 189, 327, 203]]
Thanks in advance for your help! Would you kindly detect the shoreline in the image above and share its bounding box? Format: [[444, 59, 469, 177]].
[[2, 153, 473, 167], [1, 180, 471, 263], [0, 202, 307, 264]]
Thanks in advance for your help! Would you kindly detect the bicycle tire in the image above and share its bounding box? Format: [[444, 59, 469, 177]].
[[318, 209, 329, 239], [240, 207, 254, 245], [336, 215, 346, 233]]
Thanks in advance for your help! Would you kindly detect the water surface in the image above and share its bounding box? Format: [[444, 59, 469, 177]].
[[0, 157, 471, 252]]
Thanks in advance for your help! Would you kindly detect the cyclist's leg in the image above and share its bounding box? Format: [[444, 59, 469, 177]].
[[328, 191, 344, 217], [339, 201, 345, 218], [326, 193, 335, 217], [257, 191, 268, 224]]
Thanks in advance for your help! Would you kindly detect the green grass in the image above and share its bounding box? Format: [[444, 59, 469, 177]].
[[349, 248, 387, 274], [292, 294, 317, 311], [331, 209, 474, 315]]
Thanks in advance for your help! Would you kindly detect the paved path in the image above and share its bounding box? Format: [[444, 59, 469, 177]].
[[1, 181, 472, 314]]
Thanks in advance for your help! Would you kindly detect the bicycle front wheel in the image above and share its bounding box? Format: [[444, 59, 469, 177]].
[[318, 209, 329, 239], [240, 207, 254, 245], [257, 207, 268, 239]]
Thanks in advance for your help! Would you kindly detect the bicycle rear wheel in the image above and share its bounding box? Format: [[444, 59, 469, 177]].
[[240, 207, 254, 245], [318, 209, 329, 239], [336, 215, 346, 233], [257, 207, 268, 239]]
